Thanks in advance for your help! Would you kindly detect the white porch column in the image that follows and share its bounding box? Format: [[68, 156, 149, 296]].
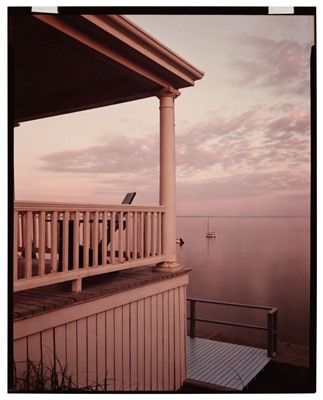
[[155, 88, 183, 272]]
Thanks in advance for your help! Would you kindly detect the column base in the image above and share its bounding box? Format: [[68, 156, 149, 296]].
[[154, 261, 184, 272]]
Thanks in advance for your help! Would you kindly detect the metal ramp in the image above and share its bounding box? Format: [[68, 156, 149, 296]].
[[187, 337, 272, 391]]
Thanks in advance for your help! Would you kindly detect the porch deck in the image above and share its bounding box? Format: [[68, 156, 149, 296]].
[[187, 336, 272, 391], [13, 266, 188, 320]]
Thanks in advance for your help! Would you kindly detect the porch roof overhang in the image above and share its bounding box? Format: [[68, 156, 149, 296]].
[[10, 13, 204, 124]]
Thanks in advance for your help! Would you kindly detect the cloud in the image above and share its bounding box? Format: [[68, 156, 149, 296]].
[[40, 134, 159, 175], [176, 106, 265, 172], [267, 113, 308, 133], [228, 34, 312, 96], [176, 106, 310, 176], [39, 105, 310, 206], [177, 169, 310, 203]]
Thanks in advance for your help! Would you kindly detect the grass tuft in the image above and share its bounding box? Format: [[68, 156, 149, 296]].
[[11, 357, 112, 392]]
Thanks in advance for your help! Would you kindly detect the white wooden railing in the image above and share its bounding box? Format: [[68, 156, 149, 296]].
[[13, 201, 166, 292]]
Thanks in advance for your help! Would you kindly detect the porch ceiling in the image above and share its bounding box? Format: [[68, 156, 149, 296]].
[[9, 13, 204, 124]]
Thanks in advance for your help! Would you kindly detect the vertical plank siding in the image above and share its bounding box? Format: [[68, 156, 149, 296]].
[[114, 306, 123, 390], [106, 309, 115, 390], [157, 293, 164, 391], [87, 315, 97, 386], [144, 297, 151, 390], [151, 295, 158, 391], [13, 337, 28, 387], [180, 285, 187, 383], [168, 289, 175, 390], [77, 318, 88, 388], [162, 291, 169, 390], [54, 324, 67, 376], [96, 312, 106, 388], [14, 279, 188, 391], [66, 321, 77, 385], [41, 328, 55, 389], [122, 304, 131, 390], [137, 299, 145, 391], [130, 301, 138, 391]]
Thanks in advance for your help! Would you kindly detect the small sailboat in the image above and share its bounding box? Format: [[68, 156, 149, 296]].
[[206, 217, 216, 238]]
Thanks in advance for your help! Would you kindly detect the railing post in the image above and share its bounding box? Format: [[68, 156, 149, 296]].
[[267, 308, 278, 357], [190, 300, 196, 338], [71, 278, 82, 292]]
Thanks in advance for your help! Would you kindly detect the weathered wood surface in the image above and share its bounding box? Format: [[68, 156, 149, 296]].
[[13, 266, 189, 319]]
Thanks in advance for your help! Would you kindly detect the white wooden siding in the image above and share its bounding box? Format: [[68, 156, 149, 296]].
[[13, 274, 188, 391]]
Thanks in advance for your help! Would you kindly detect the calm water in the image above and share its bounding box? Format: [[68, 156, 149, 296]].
[[176, 216, 311, 346]]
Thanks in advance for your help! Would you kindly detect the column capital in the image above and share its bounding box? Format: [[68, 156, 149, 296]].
[[156, 87, 181, 100]]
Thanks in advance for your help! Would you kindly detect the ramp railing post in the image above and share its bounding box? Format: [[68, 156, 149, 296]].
[[267, 308, 278, 357], [190, 299, 196, 338]]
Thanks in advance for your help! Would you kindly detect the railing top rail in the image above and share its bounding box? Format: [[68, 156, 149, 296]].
[[187, 297, 274, 311], [14, 201, 165, 213]]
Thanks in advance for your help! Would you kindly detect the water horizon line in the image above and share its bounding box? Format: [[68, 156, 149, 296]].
[[176, 215, 310, 218]]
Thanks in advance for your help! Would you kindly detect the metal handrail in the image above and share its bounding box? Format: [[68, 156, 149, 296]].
[[187, 297, 278, 358]]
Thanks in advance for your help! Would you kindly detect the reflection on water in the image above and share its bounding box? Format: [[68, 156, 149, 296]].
[[176, 216, 310, 346]]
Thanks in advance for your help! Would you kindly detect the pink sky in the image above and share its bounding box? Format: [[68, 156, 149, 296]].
[[13, 13, 314, 216]]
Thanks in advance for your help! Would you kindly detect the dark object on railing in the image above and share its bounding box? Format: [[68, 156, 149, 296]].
[[58, 192, 136, 270], [187, 297, 278, 358], [96, 192, 136, 264], [121, 192, 136, 205]]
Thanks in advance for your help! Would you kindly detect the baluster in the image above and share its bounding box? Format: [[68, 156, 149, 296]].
[[158, 211, 164, 255], [101, 211, 108, 265], [45, 213, 50, 251], [73, 211, 80, 269], [18, 213, 22, 250], [98, 212, 103, 260], [62, 212, 70, 272], [144, 212, 150, 258], [24, 211, 33, 279], [132, 211, 138, 260], [90, 212, 93, 257], [118, 211, 124, 262], [38, 211, 46, 276], [92, 211, 99, 266], [20, 213, 25, 252], [151, 212, 156, 257], [139, 212, 144, 258], [110, 212, 115, 264], [33, 212, 38, 250], [126, 212, 131, 260], [51, 211, 58, 273], [157, 212, 162, 256], [83, 211, 90, 268]]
